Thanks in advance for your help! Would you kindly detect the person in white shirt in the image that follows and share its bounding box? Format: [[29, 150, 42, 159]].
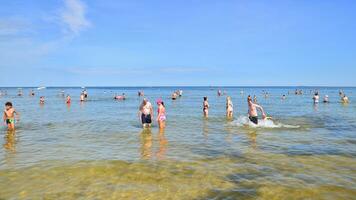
[[139, 98, 153, 128]]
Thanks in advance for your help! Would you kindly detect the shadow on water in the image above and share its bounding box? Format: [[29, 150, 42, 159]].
[[3, 129, 17, 153]]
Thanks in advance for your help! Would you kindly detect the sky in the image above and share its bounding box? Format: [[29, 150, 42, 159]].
[[0, 0, 355, 87]]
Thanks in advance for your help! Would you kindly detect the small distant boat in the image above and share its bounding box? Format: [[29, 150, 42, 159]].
[[37, 87, 46, 90]]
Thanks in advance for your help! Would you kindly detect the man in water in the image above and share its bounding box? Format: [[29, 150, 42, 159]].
[[313, 92, 319, 104], [247, 95, 266, 125], [139, 98, 153, 128], [341, 94, 349, 103]]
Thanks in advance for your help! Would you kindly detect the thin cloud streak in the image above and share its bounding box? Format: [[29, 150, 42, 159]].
[[61, 0, 91, 35]]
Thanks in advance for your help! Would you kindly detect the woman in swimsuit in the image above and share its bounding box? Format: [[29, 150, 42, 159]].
[[203, 97, 209, 118], [156, 99, 166, 129], [226, 96, 233, 118]]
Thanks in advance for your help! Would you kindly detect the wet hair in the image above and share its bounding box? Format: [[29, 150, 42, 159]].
[[5, 102, 12, 107], [315, 92, 318, 96], [204, 97, 208, 101]]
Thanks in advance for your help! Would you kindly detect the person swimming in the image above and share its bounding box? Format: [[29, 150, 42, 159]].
[[203, 97, 209, 118], [247, 95, 267, 125], [156, 99, 166, 129], [29, 90, 35, 96], [114, 93, 126, 100]]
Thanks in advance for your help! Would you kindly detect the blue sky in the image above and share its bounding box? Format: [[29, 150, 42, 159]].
[[0, 0, 355, 86]]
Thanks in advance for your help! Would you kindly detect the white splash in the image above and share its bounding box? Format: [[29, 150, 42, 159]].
[[230, 116, 300, 129]]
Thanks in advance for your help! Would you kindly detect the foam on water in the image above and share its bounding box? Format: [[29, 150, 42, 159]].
[[230, 116, 300, 129]]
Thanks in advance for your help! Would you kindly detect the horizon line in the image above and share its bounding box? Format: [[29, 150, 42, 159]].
[[1, 85, 355, 88]]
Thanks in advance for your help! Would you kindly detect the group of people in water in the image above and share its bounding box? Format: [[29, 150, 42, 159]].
[[312, 90, 349, 104], [1, 88, 351, 131]]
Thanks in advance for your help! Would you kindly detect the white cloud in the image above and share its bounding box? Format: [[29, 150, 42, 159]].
[[61, 0, 91, 35]]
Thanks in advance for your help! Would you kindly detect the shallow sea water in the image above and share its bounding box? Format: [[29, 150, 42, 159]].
[[0, 87, 355, 199]]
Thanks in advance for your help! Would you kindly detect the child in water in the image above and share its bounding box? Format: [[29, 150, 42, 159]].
[[3, 102, 20, 130], [203, 97, 209, 118], [66, 95, 71, 104], [156, 99, 166, 129], [40, 96, 45, 104]]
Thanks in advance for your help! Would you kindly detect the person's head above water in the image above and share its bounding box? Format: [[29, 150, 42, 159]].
[[204, 97, 208, 101], [156, 98, 164, 107], [5, 102, 12, 109], [247, 95, 252, 103]]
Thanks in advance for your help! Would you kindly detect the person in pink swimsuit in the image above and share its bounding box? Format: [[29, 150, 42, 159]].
[[156, 99, 166, 129]]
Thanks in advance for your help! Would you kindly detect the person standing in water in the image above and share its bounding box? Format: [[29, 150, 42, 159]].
[[323, 95, 329, 103], [247, 95, 266, 125], [156, 99, 166, 129], [341, 94, 349, 103], [3, 102, 20, 130], [226, 96, 233, 118], [83, 89, 88, 99], [139, 98, 153, 128], [66, 95, 71, 104], [80, 93, 85, 102], [171, 92, 178, 100], [40, 96, 45, 104], [203, 97, 209, 118], [313, 92, 319, 104]]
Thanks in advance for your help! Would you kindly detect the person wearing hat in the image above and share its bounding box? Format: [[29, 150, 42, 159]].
[[156, 98, 166, 129]]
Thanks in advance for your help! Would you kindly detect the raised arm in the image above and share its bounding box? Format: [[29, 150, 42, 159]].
[[255, 104, 266, 118]]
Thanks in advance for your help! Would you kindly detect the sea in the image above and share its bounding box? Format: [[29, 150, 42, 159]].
[[0, 86, 355, 199]]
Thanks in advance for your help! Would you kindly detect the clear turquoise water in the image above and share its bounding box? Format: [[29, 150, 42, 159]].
[[0, 87, 355, 199]]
